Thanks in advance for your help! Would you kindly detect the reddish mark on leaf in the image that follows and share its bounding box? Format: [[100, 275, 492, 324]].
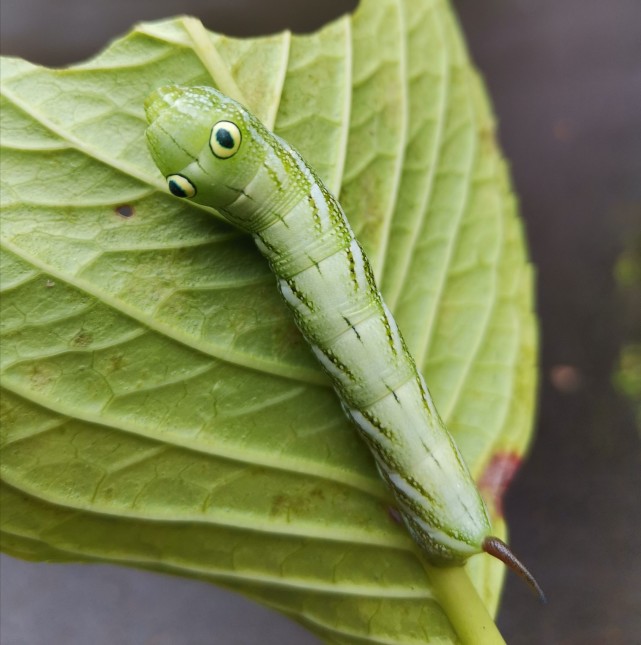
[[478, 452, 523, 517]]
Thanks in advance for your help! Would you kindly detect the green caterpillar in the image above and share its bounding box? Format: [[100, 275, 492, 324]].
[[145, 85, 543, 598]]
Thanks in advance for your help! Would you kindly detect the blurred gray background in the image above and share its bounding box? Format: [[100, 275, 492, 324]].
[[1, 1, 640, 643]]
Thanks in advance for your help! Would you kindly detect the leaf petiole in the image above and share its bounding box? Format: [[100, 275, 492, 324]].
[[416, 550, 506, 645]]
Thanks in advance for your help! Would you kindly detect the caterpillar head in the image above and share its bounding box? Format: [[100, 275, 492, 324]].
[[145, 85, 265, 211]]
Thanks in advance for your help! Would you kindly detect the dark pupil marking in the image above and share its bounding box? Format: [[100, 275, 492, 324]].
[[168, 178, 188, 197], [216, 128, 235, 149]]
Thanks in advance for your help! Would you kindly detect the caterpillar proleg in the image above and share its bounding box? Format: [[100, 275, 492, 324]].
[[144, 85, 543, 600]]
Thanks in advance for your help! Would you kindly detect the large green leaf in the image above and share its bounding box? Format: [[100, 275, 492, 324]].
[[0, 0, 537, 642]]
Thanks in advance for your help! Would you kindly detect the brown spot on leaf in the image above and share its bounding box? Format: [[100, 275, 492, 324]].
[[270, 488, 326, 519], [115, 204, 135, 218], [71, 330, 93, 348], [28, 363, 58, 390], [270, 494, 291, 518], [107, 353, 125, 372], [478, 452, 523, 517]]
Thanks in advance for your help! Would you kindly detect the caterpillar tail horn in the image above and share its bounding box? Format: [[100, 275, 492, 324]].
[[483, 536, 546, 603]]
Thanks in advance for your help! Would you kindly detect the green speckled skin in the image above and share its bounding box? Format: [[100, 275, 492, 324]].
[[145, 85, 492, 565]]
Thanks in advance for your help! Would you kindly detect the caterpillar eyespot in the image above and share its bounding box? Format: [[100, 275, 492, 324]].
[[210, 120, 242, 158], [145, 85, 544, 601], [167, 174, 196, 198]]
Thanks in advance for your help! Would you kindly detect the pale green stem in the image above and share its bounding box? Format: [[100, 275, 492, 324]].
[[416, 551, 506, 645]]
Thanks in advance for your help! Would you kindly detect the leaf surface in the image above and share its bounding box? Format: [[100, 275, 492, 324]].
[[0, 1, 537, 642]]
